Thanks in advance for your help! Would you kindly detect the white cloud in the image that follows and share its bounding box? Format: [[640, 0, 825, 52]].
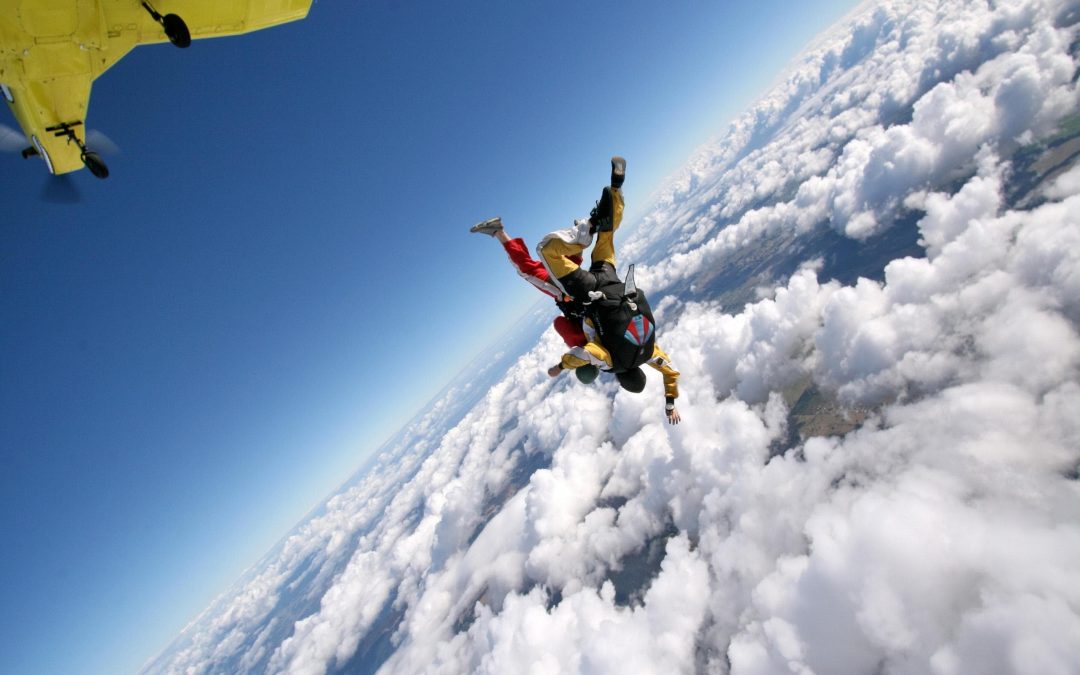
[[632, 0, 1080, 291], [143, 1, 1080, 673]]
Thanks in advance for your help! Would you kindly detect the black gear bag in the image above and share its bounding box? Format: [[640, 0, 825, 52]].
[[585, 265, 656, 373]]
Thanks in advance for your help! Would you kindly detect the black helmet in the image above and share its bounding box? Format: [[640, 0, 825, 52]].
[[576, 364, 599, 384], [615, 367, 646, 393]]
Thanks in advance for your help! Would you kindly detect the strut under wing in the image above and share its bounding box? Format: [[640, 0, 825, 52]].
[[110, 0, 314, 47]]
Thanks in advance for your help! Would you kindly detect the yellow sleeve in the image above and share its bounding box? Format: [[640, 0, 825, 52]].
[[561, 342, 612, 370], [646, 344, 680, 400]]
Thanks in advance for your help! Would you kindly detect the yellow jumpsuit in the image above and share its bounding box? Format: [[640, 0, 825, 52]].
[[537, 187, 625, 290], [559, 319, 681, 400]]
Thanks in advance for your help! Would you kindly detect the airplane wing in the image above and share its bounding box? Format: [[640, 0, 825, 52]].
[[0, 1, 312, 176], [94, 0, 314, 72], [111, 0, 313, 47]]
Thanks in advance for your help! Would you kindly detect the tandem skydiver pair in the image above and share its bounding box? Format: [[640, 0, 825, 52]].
[[471, 157, 682, 425]]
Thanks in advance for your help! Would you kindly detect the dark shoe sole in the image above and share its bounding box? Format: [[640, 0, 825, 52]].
[[610, 156, 626, 189]]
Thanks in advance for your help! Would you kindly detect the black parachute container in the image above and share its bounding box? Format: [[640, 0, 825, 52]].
[[586, 265, 656, 373]]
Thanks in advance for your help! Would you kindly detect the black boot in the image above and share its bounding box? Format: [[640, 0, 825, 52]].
[[590, 186, 615, 233], [610, 156, 626, 189]]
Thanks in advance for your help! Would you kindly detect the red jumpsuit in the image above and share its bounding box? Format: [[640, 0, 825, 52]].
[[500, 237, 587, 348]]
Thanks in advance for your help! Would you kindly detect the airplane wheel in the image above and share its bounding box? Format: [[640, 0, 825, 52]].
[[163, 14, 191, 48], [82, 151, 110, 179]]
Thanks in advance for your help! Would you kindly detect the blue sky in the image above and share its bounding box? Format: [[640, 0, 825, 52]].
[[1, 1, 860, 673]]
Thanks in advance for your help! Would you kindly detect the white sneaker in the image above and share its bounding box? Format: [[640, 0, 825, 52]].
[[470, 217, 504, 237]]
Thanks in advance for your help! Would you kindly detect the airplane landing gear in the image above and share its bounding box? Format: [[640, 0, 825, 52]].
[[46, 121, 110, 179], [142, 2, 191, 48], [82, 151, 109, 179]]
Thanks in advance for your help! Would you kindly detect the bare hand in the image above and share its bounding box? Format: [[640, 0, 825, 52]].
[[666, 407, 682, 425], [548, 365, 563, 378]]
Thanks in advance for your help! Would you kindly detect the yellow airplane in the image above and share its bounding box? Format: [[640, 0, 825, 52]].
[[0, 1, 312, 179]]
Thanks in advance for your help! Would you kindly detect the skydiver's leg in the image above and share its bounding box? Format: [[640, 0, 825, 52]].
[[591, 156, 626, 270], [537, 218, 596, 297], [497, 234, 588, 347], [541, 186, 624, 297], [473, 216, 571, 299], [487, 226, 587, 347], [589, 185, 624, 270], [502, 236, 568, 299], [540, 157, 627, 298], [553, 315, 587, 347]]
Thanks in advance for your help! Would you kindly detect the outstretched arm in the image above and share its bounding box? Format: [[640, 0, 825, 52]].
[[550, 342, 609, 377], [648, 345, 682, 425]]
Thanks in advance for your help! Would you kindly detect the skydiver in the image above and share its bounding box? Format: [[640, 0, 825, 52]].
[[472, 157, 682, 424], [468, 216, 589, 349], [469, 156, 628, 341]]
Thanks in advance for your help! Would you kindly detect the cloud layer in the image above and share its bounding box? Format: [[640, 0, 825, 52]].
[[143, 0, 1080, 673]]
